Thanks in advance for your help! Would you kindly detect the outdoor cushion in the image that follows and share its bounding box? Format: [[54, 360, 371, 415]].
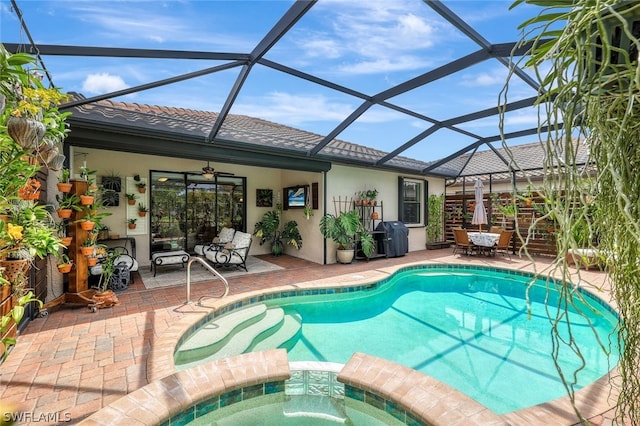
[[194, 227, 236, 255], [205, 231, 252, 271]]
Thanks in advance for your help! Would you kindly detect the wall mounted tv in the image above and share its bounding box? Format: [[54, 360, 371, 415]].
[[284, 185, 307, 209]]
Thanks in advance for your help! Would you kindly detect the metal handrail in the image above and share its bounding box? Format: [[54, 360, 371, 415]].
[[185, 257, 229, 305]]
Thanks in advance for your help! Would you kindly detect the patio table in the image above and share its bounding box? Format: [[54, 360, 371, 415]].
[[467, 232, 501, 255]]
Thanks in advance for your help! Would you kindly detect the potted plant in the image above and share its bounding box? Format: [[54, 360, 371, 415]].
[[125, 193, 136, 205], [498, 204, 517, 219], [81, 237, 96, 256], [90, 249, 120, 308], [136, 182, 146, 193], [55, 193, 81, 219], [75, 207, 111, 232], [364, 188, 378, 205], [137, 203, 148, 217], [57, 254, 73, 274], [56, 168, 72, 193], [319, 210, 375, 263], [253, 210, 302, 256], [127, 218, 137, 229], [303, 202, 313, 220]]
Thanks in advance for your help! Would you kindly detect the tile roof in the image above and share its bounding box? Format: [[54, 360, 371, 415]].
[[67, 94, 439, 175], [67, 94, 589, 180]]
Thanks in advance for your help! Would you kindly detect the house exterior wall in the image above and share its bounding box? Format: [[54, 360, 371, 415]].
[[63, 148, 445, 273]]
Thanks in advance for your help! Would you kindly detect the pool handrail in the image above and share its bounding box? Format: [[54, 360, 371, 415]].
[[185, 256, 229, 304]]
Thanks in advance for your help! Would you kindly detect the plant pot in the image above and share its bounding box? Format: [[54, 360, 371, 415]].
[[128, 224, 136, 230], [80, 195, 95, 205], [271, 239, 284, 256], [7, 117, 45, 150], [57, 263, 72, 274], [81, 246, 95, 256], [87, 257, 98, 267], [336, 248, 355, 264], [61, 236, 73, 247], [371, 211, 379, 220], [138, 187, 146, 193], [80, 220, 95, 231], [57, 182, 72, 193], [127, 199, 135, 205], [57, 208, 72, 219], [138, 211, 146, 217]]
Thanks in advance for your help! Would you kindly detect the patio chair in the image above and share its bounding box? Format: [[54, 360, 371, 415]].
[[194, 227, 236, 256], [492, 230, 514, 259], [453, 228, 476, 255], [204, 231, 252, 271]]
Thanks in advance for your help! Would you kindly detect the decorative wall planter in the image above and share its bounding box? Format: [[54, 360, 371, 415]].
[[81, 246, 95, 256], [57, 263, 72, 274], [80, 195, 95, 206], [80, 221, 95, 231], [57, 182, 72, 193], [60, 236, 73, 247], [56, 209, 72, 219]]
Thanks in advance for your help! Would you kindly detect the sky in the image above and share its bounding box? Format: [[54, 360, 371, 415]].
[[0, 0, 545, 164]]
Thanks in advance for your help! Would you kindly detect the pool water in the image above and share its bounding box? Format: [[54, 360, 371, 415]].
[[269, 268, 619, 414]]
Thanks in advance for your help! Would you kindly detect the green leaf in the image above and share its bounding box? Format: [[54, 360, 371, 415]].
[[11, 306, 24, 324]]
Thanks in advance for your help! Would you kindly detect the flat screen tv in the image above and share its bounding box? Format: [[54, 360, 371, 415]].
[[284, 185, 307, 209]]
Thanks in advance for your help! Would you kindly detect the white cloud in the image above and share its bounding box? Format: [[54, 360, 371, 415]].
[[82, 73, 128, 94], [234, 92, 353, 125]]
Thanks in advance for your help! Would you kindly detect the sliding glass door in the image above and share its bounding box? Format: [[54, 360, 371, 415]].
[[150, 171, 246, 253]]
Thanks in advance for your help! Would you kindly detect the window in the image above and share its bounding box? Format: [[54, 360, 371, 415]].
[[398, 177, 426, 225]]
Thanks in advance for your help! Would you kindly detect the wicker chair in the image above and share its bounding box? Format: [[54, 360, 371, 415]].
[[453, 228, 476, 255], [492, 230, 514, 259]]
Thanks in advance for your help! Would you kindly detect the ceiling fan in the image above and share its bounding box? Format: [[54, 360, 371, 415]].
[[189, 161, 234, 180]]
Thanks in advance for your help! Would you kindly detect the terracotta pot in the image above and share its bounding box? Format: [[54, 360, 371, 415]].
[[127, 199, 135, 205], [80, 195, 95, 205], [61, 236, 73, 247], [7, 117, 45, 150], [138, 187, 146, 193], [138, 211, 146, 217], [57, 182, 72, 193], [81, 246, 95, 256], [57, 263, 72, 274], [128, 223, 136, 230], [371, 211, 379, 220], [57, 208, 72, 219], [80, 221, 95, 231], [87, 257, 98, 267]]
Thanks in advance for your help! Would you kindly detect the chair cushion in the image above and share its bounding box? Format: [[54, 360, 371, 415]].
[[218, 227, 236, 243]]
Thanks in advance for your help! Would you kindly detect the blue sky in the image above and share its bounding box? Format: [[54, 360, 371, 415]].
[[0, 0, 543, 164]]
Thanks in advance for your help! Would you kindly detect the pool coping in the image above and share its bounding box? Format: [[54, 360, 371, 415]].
[[98, 261, 621, 425]]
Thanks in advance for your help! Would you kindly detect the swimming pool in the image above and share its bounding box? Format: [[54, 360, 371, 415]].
[[175, 265, 619, 415]]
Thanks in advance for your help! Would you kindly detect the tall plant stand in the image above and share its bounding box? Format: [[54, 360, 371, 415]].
[[42, 179, 98, 315]]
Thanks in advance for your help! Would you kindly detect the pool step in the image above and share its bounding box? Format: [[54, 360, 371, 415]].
[[283, 395, 349, 423], [177, 304, 268, 362], [210, 307, 285, 360], [251, 312, 302, 352]]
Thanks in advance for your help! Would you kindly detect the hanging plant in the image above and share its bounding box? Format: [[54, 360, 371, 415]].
[[503, 1, 640, 422]]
